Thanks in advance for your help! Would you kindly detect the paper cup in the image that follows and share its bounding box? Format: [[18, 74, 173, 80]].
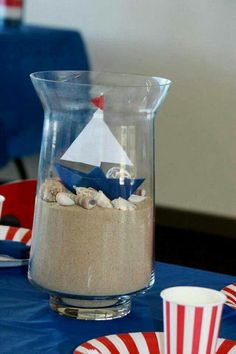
[[0, 195, 5, 219], [161, 286, 226, 354]]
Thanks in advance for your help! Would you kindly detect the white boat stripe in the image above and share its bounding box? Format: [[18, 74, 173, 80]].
[[0, 226, 9, 239], [107, 335, 130, 354], [88, 339, 110, 354], [129, 332, 150, 354]]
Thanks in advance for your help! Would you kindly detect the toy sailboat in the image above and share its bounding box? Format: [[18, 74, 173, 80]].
[[56, 96, 144, 200]]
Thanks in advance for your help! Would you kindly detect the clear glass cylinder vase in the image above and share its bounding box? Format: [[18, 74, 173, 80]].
[[28, 71, 171, 320]]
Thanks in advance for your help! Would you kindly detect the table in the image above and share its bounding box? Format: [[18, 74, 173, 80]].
[[0, 25, 89, 169], [0, 262, 235, 354]]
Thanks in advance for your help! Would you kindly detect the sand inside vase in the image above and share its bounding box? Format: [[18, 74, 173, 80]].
[[29, 197, 154, 296]]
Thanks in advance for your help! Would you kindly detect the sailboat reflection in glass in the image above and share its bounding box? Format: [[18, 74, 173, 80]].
[[28, 71, 171, 320]]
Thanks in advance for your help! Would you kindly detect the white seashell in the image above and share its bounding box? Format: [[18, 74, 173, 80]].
[[73, 186, 96, 198], [74, 194, 84, 205], [66, 193, 77, 202], [79, 197, 97, 210], [40, 179, 66, 202], [112, 197, 136, 211], [94, 191, 113, 208], [56, 192, 75, 206], [73, 186, 84, 195], [75, 194, 97, 209], [128, 194, 146, 203], [73, 186, 86, 194]]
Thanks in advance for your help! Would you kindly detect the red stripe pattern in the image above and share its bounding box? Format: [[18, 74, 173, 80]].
[[217, 339, 236, 354], [142, 332, 161, 354], [97, 336, 120, 354], [5, 227, 16, 241], [20, 230, 32, 244], [206, 306, 218, 354], [0, 225, 32, 245], [73, 332, 236, 353], [118, 333, 140, 354], [81, 342, 102, 353], [163, 300, 228, 354], [222, 284, 236, 309]]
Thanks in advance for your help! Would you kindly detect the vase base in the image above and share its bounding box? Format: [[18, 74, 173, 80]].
[[49, 295, 131, 320]]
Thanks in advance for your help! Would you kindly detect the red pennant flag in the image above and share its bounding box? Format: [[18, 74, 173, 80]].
[[91, 95, 104, 110]]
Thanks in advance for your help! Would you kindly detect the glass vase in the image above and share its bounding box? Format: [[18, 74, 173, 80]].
[[28, 71, 171, 320]]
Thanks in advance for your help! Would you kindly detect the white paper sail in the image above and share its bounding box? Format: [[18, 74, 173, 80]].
[[61, 109, 133, 167]]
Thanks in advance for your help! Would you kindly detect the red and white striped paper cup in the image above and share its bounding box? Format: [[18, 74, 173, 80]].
[[161, 286, 226, 354]]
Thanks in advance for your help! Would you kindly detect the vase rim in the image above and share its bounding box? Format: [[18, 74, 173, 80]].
[[30, 70, 171, 88]]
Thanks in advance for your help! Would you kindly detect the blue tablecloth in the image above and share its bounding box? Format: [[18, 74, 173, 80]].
[[0, 262, 235, 354], [0, 25, 89, 167]]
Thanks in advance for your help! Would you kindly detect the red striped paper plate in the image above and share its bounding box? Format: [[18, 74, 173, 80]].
[[74, 332, 236, 354], [221, 283, 236, 309], [0, 225, 32, 267]]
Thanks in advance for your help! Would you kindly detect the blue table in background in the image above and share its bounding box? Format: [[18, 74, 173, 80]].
[[0, 262, 235, 354], [0, 25, 89, 170]]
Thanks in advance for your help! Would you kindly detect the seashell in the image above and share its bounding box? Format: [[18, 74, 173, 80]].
[[40, 179, 66, 202], [66, 193, 77, 202], [73, 186, 96, 198], [73, 186, 87, 194], [56, 192, 75, 206], [135, 188, 146, 197], [74, 194, 83, 205], [74, 193, 97, 209], [112, 197, 136, 211], [79, 196, 97, 210], [128, 194, 146, 203], [94, 191, 113, 208]]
